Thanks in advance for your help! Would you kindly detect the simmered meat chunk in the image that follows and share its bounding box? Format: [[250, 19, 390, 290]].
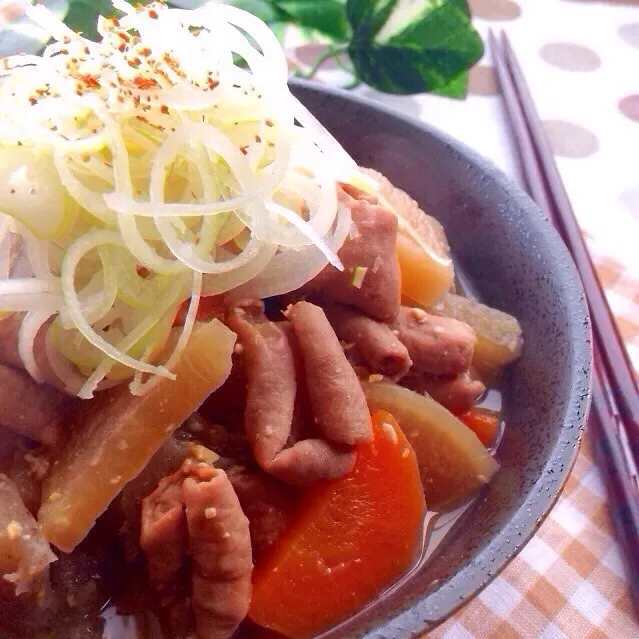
[[227, 300, 356, 486], [323, 302, 411, 379], [393, 307, 476, 376], [287, 301, 372, 445], [302, 194, 401, 323], [0, 363, 69, 446]]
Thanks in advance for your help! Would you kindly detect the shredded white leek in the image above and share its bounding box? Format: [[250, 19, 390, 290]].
[[0, 1, 356, 396]]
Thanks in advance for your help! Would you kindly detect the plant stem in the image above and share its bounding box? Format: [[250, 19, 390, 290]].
[[341, 77, 362, 90], [302, 44, 349, 80]]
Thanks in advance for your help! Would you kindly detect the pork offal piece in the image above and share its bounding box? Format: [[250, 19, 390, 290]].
[[183, 466, 253, 639], [323, 302, 412, 379], [303, 195, 401, 323], [402, 371, 486, 413], [140, 468, 187, 587], [393, 307, 477, 377], [227, 300, 296, 470], [227, 467, 299, 561], [0, 474, 56, 597], [0, 363, 69, 446], [288, 301, 372, 445], [0, 313, 22, 370], [0, 313, 68, 393], [228, 301, 356, 486]]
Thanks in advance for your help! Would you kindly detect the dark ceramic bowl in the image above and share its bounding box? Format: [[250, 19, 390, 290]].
[[290, 79, 592, 638]]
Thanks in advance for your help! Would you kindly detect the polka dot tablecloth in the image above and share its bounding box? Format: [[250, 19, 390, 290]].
[[292, 1, 639, 637], [0, 1, 638, 638]]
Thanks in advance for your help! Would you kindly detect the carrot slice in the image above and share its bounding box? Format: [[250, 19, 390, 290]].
[[457, 408, 500, 447], [249, 410, 426, 639]]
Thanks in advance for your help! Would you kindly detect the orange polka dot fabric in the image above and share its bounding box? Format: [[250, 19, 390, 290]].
[[288, 1, 639, 638]]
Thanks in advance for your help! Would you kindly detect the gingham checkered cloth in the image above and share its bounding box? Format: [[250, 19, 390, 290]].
[[430, 434, 639, 638]]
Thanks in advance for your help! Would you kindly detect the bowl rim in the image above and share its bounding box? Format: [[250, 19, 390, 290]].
[[290, 78, 593, 638]]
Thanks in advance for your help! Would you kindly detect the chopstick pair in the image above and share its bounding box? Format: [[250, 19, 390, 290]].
[[489, 31, 639, 604]]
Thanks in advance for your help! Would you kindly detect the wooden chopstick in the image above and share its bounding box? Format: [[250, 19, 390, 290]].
[[490, 30, 639, 605], [498, 32, 639, 454], [487, 32, 558, 229]]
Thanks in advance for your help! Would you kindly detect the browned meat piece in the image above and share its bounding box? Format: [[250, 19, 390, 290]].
[[267, 439, 355, 486], [0, 474, 56, 597], [0, 363, 70, 446], [323, 302, 412, 379], [140, 468, 188, 588], [0, 313, 69, 392], [0, 313, 22, 370], [118, 438, 193, 562], [182, 466, 252, 639], [227, 300, 296, 469], [228, 300, 357, 486], [227, 466, 299, 561], [288, 301, 372, 445], [183, 415, 251, 465], [302, 195, 401, 322], [393, 307, 476, 377], [0, 439, 49, 516], [198, 355, 247, 431], [402, 371, 486, 413]]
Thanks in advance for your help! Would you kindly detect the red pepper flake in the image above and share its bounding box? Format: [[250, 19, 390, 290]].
[[133, 76, 158, 90], [136, 265, 150, 278], [80, 74, 100, 89], [160, 105, 169, 115], [133, 95, 141, 108], [136, 115, 148, 123], [84, 46, 90, 55], [255, 135, 262, 143], [29, 97, 37, 105], [239, 145, 249, 155], [59, 48, 69, 55], [265, 119, 274, 127], [127, 58, 142, 69], [148, 9, 159, 19], [9, 188, 15, 194], [139, 47, 152, 57], [207, 78, 220, 89], [118, 43, 126, 53]]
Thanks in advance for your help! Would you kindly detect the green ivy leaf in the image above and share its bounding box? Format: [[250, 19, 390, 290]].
[[227, 0, 287, 23], [63, 0, 151, 40], [347, 0, 483, 95], [432, 69, 468, 98], [346, 0, 396, 41], [276, 0, 349, 41], [448, 0, 471, 16], [63, 0, 114, 40]]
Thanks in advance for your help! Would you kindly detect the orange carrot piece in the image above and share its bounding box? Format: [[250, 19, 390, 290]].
[[457, 408, 500, 447], [249, 410, 426, 639], [174, 295, 224, 326]]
